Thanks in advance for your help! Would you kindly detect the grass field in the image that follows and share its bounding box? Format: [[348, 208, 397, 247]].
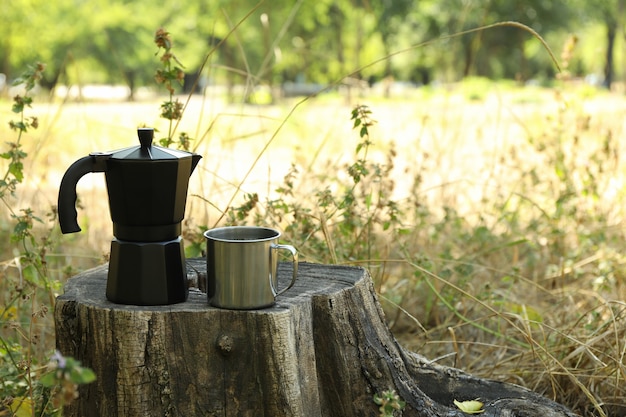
[[1, 79, 625, 415]]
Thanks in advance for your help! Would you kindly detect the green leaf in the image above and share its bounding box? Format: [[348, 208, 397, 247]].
[[10, 161, 24, 182], [12, 219, 30, 237], [185, 242, 203, 258], [69, 366, 96, 384], [39, 372, 57, 388], [9, 121, 27, 132]]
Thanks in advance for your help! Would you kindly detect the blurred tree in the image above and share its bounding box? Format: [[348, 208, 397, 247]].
[[0, 0, 84, 88], [0, 0, 622, 93], [586, 0, 626, 88], [84, 0, 156, 99], [408, 0, 574, 81], [271, 0, 350, 83], [273, 0, 410, 84], [372, 0, 414, 79]]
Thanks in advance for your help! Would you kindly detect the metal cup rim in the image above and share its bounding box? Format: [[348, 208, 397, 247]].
[[203, 226, 280, 243]]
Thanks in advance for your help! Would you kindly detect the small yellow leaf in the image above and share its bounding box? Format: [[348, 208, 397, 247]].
[[1, 306, 18, 320], [454, 399, 485, 414], [9, 396, 33, 417]]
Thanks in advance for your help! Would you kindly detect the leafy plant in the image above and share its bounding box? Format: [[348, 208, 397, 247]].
[[39, 351, 96, 410], [374, 389, 406, 417], [0, 64, 94, 416], [233, 103, 404, 271], [2, 64, 43, 199], [153, 27, 190, 149]]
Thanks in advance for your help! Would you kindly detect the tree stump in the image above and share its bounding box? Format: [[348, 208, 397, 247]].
[[54, 260, 577, 417]]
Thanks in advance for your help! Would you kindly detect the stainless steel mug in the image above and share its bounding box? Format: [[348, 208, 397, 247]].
[[204, 226, 298, 309]]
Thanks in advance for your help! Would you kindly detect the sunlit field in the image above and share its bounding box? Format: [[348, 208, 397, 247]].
[[2, 79, 626, 415]]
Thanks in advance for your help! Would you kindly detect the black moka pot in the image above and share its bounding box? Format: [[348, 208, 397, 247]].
[[57, 128, 201, 305]]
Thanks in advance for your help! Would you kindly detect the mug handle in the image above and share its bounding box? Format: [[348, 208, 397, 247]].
[[269, 244, 298, 297]]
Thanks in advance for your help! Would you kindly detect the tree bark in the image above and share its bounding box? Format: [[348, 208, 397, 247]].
[[603, 18, 617, 89], [54, 260, 576, 417]]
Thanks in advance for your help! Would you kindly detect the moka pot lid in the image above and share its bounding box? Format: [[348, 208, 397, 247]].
[[104, 128, 194, 161]]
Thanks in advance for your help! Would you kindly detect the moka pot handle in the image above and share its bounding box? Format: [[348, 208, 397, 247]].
[[57, 152, 110, 234]]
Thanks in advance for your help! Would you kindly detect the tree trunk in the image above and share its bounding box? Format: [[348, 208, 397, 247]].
[[603, 18, 617, 89], [54, 260, 576, 417]]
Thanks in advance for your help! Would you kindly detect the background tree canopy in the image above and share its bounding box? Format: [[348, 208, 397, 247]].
[[1, 0, 624, 95]]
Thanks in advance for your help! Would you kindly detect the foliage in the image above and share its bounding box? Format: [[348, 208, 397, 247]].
[[154, 27, 186, 147], [374, 389, 406, 417], [1, 64, 43, 198], [0, 64, 95, 416], [1, 0, 624, 93], [219, 103, 403, 272], [39, 351, 96, 409]]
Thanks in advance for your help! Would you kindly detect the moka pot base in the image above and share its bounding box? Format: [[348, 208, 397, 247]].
[[105, 236, 188, 305]]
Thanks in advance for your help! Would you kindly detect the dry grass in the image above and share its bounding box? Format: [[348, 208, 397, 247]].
[[1, 79, 625, 415]]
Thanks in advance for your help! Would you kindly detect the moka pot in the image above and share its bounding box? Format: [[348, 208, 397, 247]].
[[57, 128, 201, 305]]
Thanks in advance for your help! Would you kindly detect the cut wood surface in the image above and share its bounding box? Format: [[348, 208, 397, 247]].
[[54, 259, 577, 417]]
